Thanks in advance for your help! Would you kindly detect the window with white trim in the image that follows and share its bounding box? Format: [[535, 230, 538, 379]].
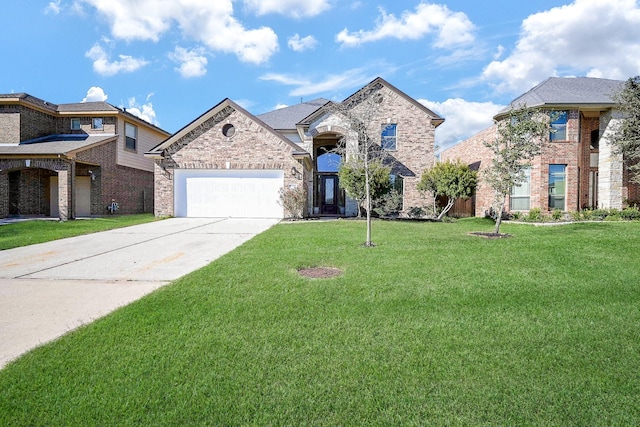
[[510, 167, 531, 210], [125, 122, 137, 151]]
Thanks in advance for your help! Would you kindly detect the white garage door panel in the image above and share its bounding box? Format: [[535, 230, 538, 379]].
[[175, 169, 284, 218]]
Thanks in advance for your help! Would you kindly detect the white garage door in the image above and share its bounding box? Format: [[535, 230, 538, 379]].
[[174, 169, 284, 218]]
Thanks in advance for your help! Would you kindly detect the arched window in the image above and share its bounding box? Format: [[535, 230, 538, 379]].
[[317, 152, 341, 173]]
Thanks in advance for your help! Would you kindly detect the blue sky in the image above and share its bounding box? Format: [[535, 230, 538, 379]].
[[2, 0, 640, 150]]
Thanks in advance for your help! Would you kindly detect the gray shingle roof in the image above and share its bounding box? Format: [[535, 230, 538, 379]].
[[499, 77, 625, 116], [257, 98, 330, 130], [57, 102, 118, 112], [0, 134, 116, 156]]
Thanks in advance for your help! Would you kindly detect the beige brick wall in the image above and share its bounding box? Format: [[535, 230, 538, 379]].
[[154, 107, 304, 217]]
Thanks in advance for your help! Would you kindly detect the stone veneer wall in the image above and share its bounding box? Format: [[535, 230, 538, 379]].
[[154, 106, 305, 217]]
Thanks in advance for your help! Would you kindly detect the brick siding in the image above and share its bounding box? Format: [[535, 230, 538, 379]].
[[154, 107, 305, 217]]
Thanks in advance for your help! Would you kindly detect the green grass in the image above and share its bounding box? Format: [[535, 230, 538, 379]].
[[1, 218, 639, 425], [0, 214, 161, 250]]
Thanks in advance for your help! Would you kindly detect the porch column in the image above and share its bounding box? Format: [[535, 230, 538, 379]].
[[598, 110, 624, 209], [57, 170, 70, 221]]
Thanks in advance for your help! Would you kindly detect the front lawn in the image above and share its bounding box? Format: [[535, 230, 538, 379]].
[[0, 214, 160, 250], [1, 218, 638, 425]]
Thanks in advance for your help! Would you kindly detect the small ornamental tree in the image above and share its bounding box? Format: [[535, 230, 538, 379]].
[[324, 80, 396, 246], [339, 159, 391, 218], [484, 104, 553, 234], [610, 76, 640, 184], [418, 160, 477, 220]]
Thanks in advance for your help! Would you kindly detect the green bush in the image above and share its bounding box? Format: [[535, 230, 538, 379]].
[[526, 207, 542, 222], [407, 206, 426, 219], [511, 211, 522, 220], [551, 209, 564, 221], [621, 206, 640, 220]]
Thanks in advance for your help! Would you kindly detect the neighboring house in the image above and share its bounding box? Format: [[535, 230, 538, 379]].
[[441, 77, 639, 217], [0, 93, 170, 220], [146, 77, 444, 218]]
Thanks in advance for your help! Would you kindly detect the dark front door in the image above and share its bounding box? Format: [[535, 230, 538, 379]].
[[320, 175, 339, 214]]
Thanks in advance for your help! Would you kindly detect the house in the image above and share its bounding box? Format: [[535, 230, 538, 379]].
[[0, 93, 170, 220], [145, 77, 444, 218], [441, 77, 639, 217]]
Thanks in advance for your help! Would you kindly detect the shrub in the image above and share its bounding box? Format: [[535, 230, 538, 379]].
[[527, 207, 542, 222], [570, 211, 583, 221], [551, 209, 564, 221], [621, 206, 640, 220], [278, 186, 306, 219], [407, 206, 426, 219], [373, 190, 403, 217], [511, 211, 522, 220]]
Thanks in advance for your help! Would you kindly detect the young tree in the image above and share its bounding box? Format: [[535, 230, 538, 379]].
[[326, 81, 394, 246], [418, 160, 477, 220], [610, 76, 640, 184], [484, 105, 553, 234], [338, 158, 391, 218]]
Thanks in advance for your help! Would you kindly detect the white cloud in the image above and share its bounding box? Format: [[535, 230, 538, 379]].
[[82, 86, 108, 102], [288, 34, 318, 52], [482, 0, 640, 95], [169, 46, 208, 78], [418, 98, 503, 151], [274, 103, 288, 110], [122, 96, 159, 126], [44, 0, 61, 14], [336, 3, 475, 49], [261, 68, 378, 97], [243, 0, 331, 18], [80, 0, 278, 64], [85, 43, 148, 76]]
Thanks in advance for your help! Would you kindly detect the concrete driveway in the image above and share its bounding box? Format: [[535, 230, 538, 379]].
[[0, 217, 279, 369]]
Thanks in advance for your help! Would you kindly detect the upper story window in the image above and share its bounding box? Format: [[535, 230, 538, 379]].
[[92, 118, 103, 130], [550, 111, 568, 141], [71, 118, 81, 130], [381, 123, 397, 150], [125, 122, 137, 151]]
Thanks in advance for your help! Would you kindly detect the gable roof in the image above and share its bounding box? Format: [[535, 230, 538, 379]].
[[257, 98, 330, 130], [497, 77, 624, 117], [343, 77, 445, 127], [145, 98, 307, 157], [0, 92, 169, 136]]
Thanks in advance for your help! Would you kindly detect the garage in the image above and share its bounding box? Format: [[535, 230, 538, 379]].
[[174, 169, 284, 218]]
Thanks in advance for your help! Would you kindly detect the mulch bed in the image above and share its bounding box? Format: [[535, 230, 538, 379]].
[[468, 231, 512, 239], [297, 267, 343, 279]]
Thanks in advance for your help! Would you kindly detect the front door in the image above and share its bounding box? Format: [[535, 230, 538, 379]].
[[320, 175, 339, 214]]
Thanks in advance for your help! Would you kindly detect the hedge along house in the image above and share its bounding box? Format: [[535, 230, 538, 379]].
[[441, 77, 639, 217], [145, 77, 444, 219], [0, 93, 170, 220]]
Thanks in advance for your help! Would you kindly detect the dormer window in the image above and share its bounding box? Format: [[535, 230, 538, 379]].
[[92, 118, 103, 130], [71, 118, 81, 130]]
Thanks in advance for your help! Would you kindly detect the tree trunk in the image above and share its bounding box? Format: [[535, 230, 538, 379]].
[[494, 194, 506, 234], [437, 199, 456, 220], [365, 158, 372, 246]]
